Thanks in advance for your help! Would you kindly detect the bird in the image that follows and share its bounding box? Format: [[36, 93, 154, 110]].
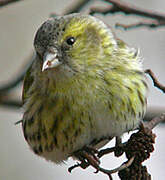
[[22, 13, 148, 165]]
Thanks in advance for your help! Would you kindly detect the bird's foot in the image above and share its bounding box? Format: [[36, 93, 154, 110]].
[[69, 144, 135, 180], [98, 137, 126, 158], [68, 145, 100, 173], [114, 137, 125, 157]]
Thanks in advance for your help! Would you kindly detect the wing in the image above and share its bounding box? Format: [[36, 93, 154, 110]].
[[22, 63, 34, 104]]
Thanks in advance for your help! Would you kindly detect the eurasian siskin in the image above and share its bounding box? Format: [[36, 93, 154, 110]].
[[22, 13, 148, 164]]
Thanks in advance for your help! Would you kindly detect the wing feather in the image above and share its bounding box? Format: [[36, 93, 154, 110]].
[[22, 64, 34, 104]]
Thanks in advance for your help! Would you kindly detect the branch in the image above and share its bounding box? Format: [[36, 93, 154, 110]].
[[0, 53, 33, 109], [105, 0, 165, 19], [90, 0, 165, 29], [63, 0, 92, 15], [69, 114, 164, 179], [0, 53, 34, 95], [145, 69, 165, 93], [115, 20, 163, 30], [144, 113, 165, 130], [51, 0, 92, 17], [0, 0, 21, 8], [0, 99, 22, 108], [144, 106, 165, 122]]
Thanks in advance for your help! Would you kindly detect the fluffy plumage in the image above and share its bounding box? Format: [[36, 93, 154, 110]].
[[22, 13, 148, 163]]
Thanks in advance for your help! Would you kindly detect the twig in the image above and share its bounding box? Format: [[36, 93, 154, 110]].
[[145, 69, 165, 93], [0, 53, 34, 94], [70, 148, 134, 180], [98, 142, 126, 158], [144, 106, 165, 122], [118, 122, 155, 180], [63, 0, 92, 15], [90, 0, 165, 29], [90, 5, 118, 15], [51, 0, 92, 17], [105, 0, 165, 20], [0, 54, 33, 94], [144, 113, 165, 130], [98, 156, 135, 175], [15, 119, 23, 125], [98, 113, 165, 160], [98, 146, 116, 158], [0, 99, 22, 108], [0, 0, 21, 7], [115, 20, 163, 30], [72, 114, 164, 179]]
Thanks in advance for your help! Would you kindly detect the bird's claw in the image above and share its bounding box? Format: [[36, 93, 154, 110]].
[[68, 162, 81, 173]]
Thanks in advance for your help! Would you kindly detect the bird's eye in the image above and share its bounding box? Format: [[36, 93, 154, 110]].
[[66, 37, 75, 45]]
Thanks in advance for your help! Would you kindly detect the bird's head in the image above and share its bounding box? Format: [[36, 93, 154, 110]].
[[34, 13, 117, 80]]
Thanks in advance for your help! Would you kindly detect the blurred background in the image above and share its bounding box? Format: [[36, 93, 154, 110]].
[[0, 0, 165, 179]]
